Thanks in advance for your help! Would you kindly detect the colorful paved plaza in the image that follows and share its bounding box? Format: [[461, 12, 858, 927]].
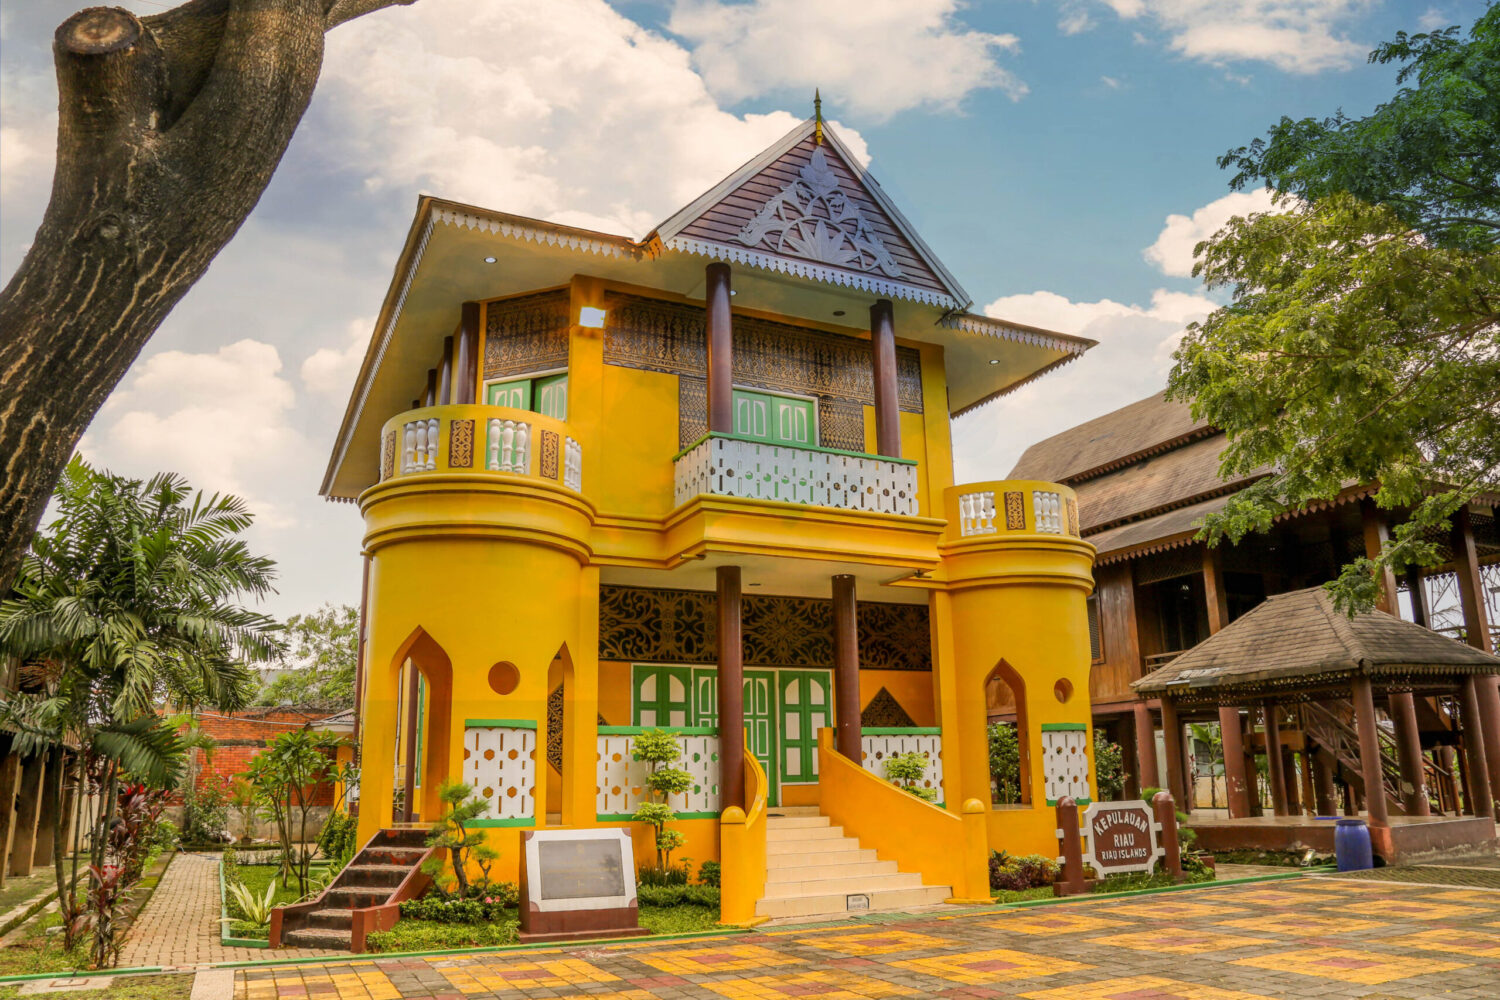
[[234, 874, 1500, 1000]]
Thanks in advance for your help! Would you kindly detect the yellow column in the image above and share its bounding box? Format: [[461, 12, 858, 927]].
[[562, 567, 602, 827]]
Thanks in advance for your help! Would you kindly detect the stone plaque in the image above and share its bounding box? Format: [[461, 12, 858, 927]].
[[1082, 801, 1160, 876], [519, 828, 650, 944], [538, 838, 625, 900], [846, 893, 870, 910]]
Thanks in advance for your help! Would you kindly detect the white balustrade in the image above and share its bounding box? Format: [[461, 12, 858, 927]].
[[859, 730, 944, 804], [1033, 490, 1063, 534], [400, 417, 439, 474], [673, 437, 918, 516], [463, 725, 536, 821], [486, 417, 531, 473], [958, 490, 996, 536], [595, 731, 720, 818], [564, 437, 583, 491]]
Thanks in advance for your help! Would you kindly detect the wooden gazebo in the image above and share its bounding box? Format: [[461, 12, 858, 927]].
[[1134, 586, 1500, 861]]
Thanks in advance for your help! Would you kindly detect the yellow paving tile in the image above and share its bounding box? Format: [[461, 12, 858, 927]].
[[1340, 898, 1483, 921], [1083, 926, 1274, 954], [797, 929, 954, 955], [1106, 900, 1247, 919], [1217, 913, 1388, 935], [633, 943, 805, 975], [433, 957, 619, 990], [700, 969, 916, 998], [1223, 889, 1341, 906], [1382, 927, 1500, 958], [1021, 975, 1278, 999], [1231, 947, 1469, 985], [890, 947, 1090, 985], [982, 910, 1129, 934], [1413, 888, 1500, 903]]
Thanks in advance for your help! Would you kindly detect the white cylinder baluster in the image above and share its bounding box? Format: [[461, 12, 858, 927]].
[[979, 491, 995, 533], [500, 421, 515, 471], [564, 438, 582, 490], [425, 418, 439, 470], [486, 419, 501, 470], [402, 422, 417, 475], [513, 422, 530, 473]]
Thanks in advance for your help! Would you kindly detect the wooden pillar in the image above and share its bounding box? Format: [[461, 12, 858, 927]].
[[1242, 713, 1262, 816], [1160, 699, 1188, 808], [1352, 675, 1389, 826], [1360, 499, 1398, 614], [7, 753, 46, 876], [401, 663, 419, 823], [1132, 702, 1159, 791], [422, 369, 437, 408], [1218, 705, 1250, 818], [1389, 691, 1430, 815], [1459, 674, 1495, 819], [1311, 747, 1339, 815], [832, 575, 861, 762], [1473, 675, 1500, 817], [437, 336, 454, 405], [1452, 508, 1493, 653], [32, 746, 62, 868], [705, 263, 733, 434], [1283, 747, 1302, 815], [869, 299, 900, 458], [1437, 745, 1461, 814], [0, 750, 20, 888], [717, 566, 745, 810], [455, 302, 479, 405], [1263, 702, 1289, 817], [1202, 546, 1230, 635], [352, 555, 371, 751], [1405, 569, 1430, 628]]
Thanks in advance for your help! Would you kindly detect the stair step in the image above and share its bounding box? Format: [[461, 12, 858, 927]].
[[306, 908, 354, 930], [282, 927, 352, 950], [764, 815, 831, 830], [764, 872, 926, 898], [339, 864, 412, 888], [767, 827, 847, 845], [767, 859, 896, 882], [322, 886, 391, 909], [765, 806, 822, 817], [358, 847, 426, 867], [756, 884, 950, 919], [767, 848, 878, 870]]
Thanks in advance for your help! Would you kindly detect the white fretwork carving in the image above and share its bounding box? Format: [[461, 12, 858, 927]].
[[486, 418, 531, 473], [958, 491, 996, 536], [463, 725, 536, 821], [734, 147, 902, 277], [596, 732, 720, 817], [860, 731, 944, 804], [1042, 728, 1091, 805], [1033, 491, 1063, 534], [674, 437, 918, 516]]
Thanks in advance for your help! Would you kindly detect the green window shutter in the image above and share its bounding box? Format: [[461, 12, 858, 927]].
[[632, 665, 692, 728], [778, 670, 830, 783], [486, 379, 532, 409], [770, 396, 814, 446], [732, 389, 771, 441], [535, 373, 569, 420]]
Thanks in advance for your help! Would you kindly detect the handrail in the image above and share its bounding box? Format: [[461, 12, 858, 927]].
[[719, 733, 769, 926]]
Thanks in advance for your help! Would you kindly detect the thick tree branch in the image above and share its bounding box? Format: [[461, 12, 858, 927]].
[[324, 0, 415, 30]]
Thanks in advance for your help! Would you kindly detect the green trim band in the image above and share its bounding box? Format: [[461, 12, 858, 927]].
[[673, 431, 919, 466], [465, 719, 538, 729], [861, 727, 941, 736], [598, 725, 719, 736], [471, 817, 539, 827], [1045, 797, 1092, 806], [596, 811, 721, 822], [1041, 723, 1089, 732]]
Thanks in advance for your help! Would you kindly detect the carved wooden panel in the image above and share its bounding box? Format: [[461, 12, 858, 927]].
[[861, 686, 916, 727], [598, 585, 930, 670], [1004, 491, 1026, 531], [381, 430, 396, 481], [539, 429, 560, 480], [1066, 497, 1079, 536], [818, 397, 865, 452], [449, 419, 474, 468], [483, 291, 570, 380], [678, 375, 707, 449]]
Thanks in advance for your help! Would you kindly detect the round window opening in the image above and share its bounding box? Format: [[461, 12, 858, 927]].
[[488, 661, 520, 696], [1053, 678, 1074, 704]]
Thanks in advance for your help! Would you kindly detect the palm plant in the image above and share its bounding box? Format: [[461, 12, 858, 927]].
[[0, 457, 281, 966]]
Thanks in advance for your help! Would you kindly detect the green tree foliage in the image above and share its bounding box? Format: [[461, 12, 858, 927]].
[[248, 729, 351, 896], [421, 780, 499, 900], [630, 729, 692, 872], [256, 603, 358, 708], [1172, 6, 1500, 614], [1093, 731, 1124, 800], [988, 722, 1022, 804], [883, 751, 938, 802], [0, 457, 279, 965]]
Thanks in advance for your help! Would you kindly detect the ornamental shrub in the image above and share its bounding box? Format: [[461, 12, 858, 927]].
[[631, 729, 692, 872], [399, 883, 518, 924], [988, 851, 1059, 891], [697, 860, 721, 887], [883, 751, 938, 802], [635, 884, 719, 908]]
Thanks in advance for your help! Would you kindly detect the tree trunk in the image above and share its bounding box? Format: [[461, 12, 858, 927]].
[[0, 0, 413, 595]]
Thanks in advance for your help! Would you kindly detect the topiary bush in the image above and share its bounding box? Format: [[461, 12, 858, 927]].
[[697, 860, 721, 887]]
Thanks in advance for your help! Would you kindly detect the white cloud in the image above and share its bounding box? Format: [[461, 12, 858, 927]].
[[1417, 8, 1452, 31], [301, 318, 373, 401], [668, 0, 1026, 118], [1100, 74, 1122, 89], [1060, 9, 1096, 35], [1142, 188, 1279, 277], [1082, 1, 1374, 73]]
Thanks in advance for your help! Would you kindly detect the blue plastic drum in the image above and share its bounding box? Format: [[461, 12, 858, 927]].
[[1334, 817, 1373, 871]]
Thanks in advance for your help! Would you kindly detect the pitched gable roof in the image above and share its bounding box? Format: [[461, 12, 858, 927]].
[[1007, 390, 1212, 485], [651, 119, 968, 309]]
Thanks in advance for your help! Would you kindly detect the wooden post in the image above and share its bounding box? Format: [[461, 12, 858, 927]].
[[1311, 747, 1339, 815], [1282, 748, 1302, 815], [1405, 569, 1430, 628], [1352, 675, 1389, 826], [1473, 675, 1500, 817], [1459, 674, 1495, 819], [1437, 745, 1461, 814], [1152, 790, 1182, 878], [455, 302, 479, 405], [832, 575, 861, 762], [1053, 797, 1087, 896], [1263, 701, 1289, 817], [32, 746, 62, 868], [1218, 705, 1251, 818], [869, 299, 900, 458], [1202, 546, 1230, 635], [1132, 702, 1159, 791], [1360, 499, 1398, 614], [1389, 692, 1430, 815], [705, 263, 733, 434], [422, 369, 437, 408], [402, 663, 419, 823], [1160, 699, 1188, 810], [1452, 508, 1493, 653], [437, 336, 454, 405], [717, 565, 745, 810], [7, 753, 46, 877], [0, 749, 19, 888]]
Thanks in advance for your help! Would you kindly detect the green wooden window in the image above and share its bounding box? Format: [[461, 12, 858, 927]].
[[778, 669, 830, 784], [732, 388, 814, 447], [486, 372, 568, 420], [691, 667, 779, 804], [632, 665, 692, 728]]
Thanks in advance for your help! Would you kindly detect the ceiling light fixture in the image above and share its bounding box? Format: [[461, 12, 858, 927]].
[[988, 359, 1000, 365], [483, 256, 497, 264]]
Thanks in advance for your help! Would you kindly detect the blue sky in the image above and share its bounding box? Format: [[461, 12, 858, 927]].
[[0, 0, 1488, 619]]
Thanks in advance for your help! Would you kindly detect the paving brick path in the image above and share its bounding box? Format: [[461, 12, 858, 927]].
[[233, 874, 1500, 999], [120, 853, 336, 970]]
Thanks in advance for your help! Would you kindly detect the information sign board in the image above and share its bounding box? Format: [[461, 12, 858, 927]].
[[1081, 800, 1161, 876]]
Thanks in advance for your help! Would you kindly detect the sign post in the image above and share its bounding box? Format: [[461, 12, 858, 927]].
[[518, 829, 652, 943], [1055, 795, 1184, 894]]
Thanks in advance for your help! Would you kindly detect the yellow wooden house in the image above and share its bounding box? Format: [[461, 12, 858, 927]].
[[319, 116, 1100, 922]]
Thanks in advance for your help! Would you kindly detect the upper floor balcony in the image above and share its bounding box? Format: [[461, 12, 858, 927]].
[[376, 404, 582, 492]]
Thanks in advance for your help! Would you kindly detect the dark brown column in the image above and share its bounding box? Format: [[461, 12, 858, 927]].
[[455, 302, 480, 405], [1263, 702, 1289, 817], [31, 746, 62, 867], [1283, 748, 1302, 815], [1405, 569, 1430, 628], [1453, 508, 1493, 653], [1352, 675, 1389, 826], [1203, 546, 1230, 634], [1474, 675, 1500, 816], [705, 263, 734, 434], [1360, 499, 1398, 614], [1311, 747, 1339, 815], [1437, 745, 1461, 813], [422, 369, 438, 408], [869, 299, 900, 458], [1218, 706, 1251, 818], [717, 565, 745, 810], [1242, 713, 1263, 816], [832, 575, 861, 762], [1389, 691, 1430, 815], [1459, 674, 1496, 819], [1132, 702, 1159, 791], [7, 753, 46, 876], [437, 336, 454, 405], [1161, 699, 1188, 807], [402, 664, 419, 823], [0, 750, 20, 888]]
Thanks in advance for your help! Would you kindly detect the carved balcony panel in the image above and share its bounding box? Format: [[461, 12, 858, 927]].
[[673, 433, 919, 517], [377, 404, 582, 493]]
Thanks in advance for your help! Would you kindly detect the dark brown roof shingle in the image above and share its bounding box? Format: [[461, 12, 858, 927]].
[[1007, 390, 1209, 484]]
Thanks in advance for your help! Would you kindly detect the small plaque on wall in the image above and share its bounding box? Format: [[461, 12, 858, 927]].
[[519, 829, 651, 943]]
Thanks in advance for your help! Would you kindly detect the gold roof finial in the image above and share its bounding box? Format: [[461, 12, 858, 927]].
[[814, 89, 823, 145]]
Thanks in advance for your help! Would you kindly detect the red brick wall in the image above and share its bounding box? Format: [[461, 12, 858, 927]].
[[171, 708, 343, 806]]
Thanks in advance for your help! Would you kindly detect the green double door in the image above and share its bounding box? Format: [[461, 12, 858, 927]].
[[631, 664, 831, 807]]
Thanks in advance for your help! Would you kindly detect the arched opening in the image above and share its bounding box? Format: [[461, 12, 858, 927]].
[[544, 644, 575, 825], [390, 628, 453, 824], [984, 660, 1031, 807]]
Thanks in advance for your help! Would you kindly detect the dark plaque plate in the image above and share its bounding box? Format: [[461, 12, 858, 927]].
[[537, 838, 626, 900]]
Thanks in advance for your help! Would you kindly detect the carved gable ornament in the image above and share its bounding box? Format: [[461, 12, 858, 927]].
[[733, 147, 902, 278]]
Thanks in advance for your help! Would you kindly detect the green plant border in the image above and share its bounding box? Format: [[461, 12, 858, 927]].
[[219, 856, 270, 949]]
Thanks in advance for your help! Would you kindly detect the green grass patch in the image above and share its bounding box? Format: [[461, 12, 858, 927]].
[[0, 910, 91, 977], [224, 863, 331, 941], [989, 886, 1055, 903], [638, 904, 719, 935], [0, 974, 192, 1000], [0, 870, 60, 920], [364, 903, 721, 952]]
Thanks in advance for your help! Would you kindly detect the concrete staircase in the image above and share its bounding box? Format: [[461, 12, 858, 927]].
[[274, 828, 432, 951], [756, 810, 950, 920]]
